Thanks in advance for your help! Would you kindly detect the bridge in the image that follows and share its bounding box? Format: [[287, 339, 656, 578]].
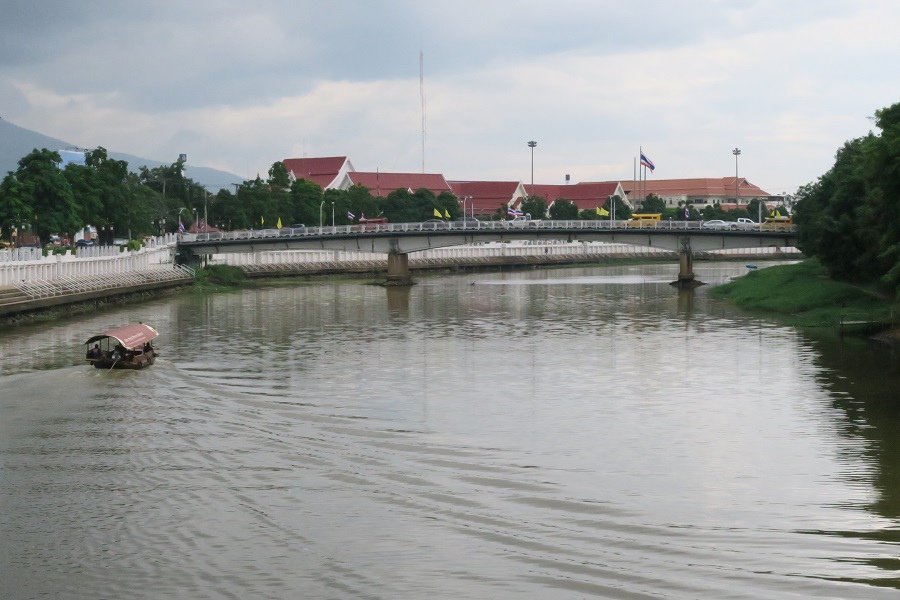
[[177, 220, 798, 287]]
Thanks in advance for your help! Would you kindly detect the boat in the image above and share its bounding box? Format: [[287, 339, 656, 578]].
[[84, 323, 159, 369]]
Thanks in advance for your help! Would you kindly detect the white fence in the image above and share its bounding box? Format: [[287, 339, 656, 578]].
[[210, 242, 678, 269], [209, 241, 799, 270], [0, 234, 180, 287]]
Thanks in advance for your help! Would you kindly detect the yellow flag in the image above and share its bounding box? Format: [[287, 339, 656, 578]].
[[596, 206, 609, 216], [277, 217, 282, 229], [260, 215, 265, 226], [433, 208, 442, 218], [444, 209, 451, 219]]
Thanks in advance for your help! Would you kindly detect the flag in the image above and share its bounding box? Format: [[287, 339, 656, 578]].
[[260, 216, 265, 226], [640, 151, 655, 171], [433, 208, 442, 218], [276, 217, 282, 229], [347, 211, 355, 219], [507, 207, 523, 217], [177, 219, 185, 233], [596, 206, 609, 217], [443, 209, 451, 219]]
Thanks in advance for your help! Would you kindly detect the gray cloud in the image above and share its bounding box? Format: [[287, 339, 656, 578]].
[[0, 0, 895, 192]]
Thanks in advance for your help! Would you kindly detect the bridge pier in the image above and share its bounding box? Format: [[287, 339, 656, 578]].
[[385, 251, 414, 286], [672, 237, 703, 289]]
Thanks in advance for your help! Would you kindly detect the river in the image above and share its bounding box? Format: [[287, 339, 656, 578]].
[[1, 261, 898, 599]]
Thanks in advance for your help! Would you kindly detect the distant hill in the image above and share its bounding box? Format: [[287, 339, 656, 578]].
[[0, 118, 246, 191]]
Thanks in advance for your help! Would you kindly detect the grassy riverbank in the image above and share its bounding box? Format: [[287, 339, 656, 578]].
[[712, 259, 899, 331]]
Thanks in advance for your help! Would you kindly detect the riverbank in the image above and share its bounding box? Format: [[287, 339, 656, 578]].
[[712, 259, 898, 339]]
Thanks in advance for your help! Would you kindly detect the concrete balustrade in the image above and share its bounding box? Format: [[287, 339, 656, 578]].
[[0, 235, 179, 287]]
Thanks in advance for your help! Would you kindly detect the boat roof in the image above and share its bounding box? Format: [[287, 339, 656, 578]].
[[85, 323, 159, 350]]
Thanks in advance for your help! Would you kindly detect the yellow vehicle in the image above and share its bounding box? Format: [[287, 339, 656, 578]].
[[626, 213, 662, 228], [761, 215, 792, 231]]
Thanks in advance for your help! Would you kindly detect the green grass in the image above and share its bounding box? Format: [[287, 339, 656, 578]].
[[712, 259, 898, 327], [194, 265, 247, 288]]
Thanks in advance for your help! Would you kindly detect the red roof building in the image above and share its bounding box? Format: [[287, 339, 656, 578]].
[[282, 156, 354, 189], [596, 177, 774, 208], [338, 171, 453, 198], [448, 180, 527, 217]]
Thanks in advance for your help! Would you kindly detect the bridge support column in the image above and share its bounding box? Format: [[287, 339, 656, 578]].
[[672, 237, 703, 289], [386, 251, 414, 286]]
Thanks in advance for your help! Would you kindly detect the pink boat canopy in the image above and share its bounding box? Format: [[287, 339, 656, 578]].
[[85, 323, 159, 350]]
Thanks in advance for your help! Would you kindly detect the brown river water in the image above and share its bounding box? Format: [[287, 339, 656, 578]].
[[1, 261, 898, 599]]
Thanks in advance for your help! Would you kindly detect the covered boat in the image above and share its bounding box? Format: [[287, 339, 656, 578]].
[[85, 323, 159, 369]]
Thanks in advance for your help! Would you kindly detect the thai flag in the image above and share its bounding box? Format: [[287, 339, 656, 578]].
[[347, 211, 355, 219], [640, 151, 655, 171], [177, 219, 185, 233], [507, 207, 523, 217]]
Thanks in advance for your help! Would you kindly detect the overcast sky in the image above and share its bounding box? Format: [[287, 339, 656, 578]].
[[1, 0, 898, 194]]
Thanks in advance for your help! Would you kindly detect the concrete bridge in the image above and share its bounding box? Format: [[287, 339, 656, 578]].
[[177, 220, 798, 287]]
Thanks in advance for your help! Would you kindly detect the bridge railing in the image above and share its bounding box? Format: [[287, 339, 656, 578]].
[[184, 219, 794, 243]]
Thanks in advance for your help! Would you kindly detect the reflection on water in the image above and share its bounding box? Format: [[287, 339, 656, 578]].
[[1, 261, 899, 599]]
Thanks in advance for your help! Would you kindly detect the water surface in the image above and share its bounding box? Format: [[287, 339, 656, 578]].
[[1, 261, 898, 598]]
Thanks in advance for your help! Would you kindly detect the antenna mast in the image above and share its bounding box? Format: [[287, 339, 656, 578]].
[[420, 51, 426, 173]]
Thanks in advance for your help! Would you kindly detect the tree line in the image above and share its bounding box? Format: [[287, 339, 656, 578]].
[[794, 101, 900, 294]]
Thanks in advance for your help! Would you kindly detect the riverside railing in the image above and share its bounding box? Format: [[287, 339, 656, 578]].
[[185, 219, 797, 243], [0, 234, 180, 287]]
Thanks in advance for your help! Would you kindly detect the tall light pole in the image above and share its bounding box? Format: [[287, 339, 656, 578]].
[[319, 200, 325, 228], [732, 147, 741, 207], [331, 201, 335, 227], [527, 141, 537, 185]]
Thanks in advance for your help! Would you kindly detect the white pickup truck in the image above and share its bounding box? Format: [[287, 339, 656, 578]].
[[734, 217, 758, 230]]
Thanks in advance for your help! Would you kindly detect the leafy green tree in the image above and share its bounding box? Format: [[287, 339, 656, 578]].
[[640, 193, 666, 214], [380, 189, 421, 223], [345, 184, 379, 221], [288, 179, 324, 226], [601, 194, 631, 220], [520, 196, 548, 219], [0, 172, 33, 240], [268, 161, 291, 190], [549, 199, 579, 220], [3, 149, 80, 243], [435, 191, 459, 220]]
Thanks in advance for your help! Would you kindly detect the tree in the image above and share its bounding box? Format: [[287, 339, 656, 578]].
[[797, 106, 900, 292], [288, 179, 324, 226], [520, 196, 548, 219], [0, 172, 32, 240], [640, 193, 666, 214], [549, 199, 579, 220], [2, 149, 80, 243], [601, 195, 631, 220]]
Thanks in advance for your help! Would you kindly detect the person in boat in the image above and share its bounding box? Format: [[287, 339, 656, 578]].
[[112, 343, 125, 362], [87, 343, 102, 360]]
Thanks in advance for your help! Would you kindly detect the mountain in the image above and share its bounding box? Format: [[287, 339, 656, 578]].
[[0, 118, 246, 191]]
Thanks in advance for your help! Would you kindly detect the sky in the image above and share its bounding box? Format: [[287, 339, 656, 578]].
[[1, 0, 898, 195]]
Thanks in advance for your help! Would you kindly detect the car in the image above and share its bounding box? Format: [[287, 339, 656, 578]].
[[75, 239, 94, 247], [701, 219, 732, 231], [734, 217, 757, 230], [422, 219, 449, 229]]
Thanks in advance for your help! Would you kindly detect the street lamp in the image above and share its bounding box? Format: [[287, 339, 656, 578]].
[[527, 141, 537, 185], [319, 200, 325, 228], [331, 201, 335, 227], [732, 147, 741, 207]]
